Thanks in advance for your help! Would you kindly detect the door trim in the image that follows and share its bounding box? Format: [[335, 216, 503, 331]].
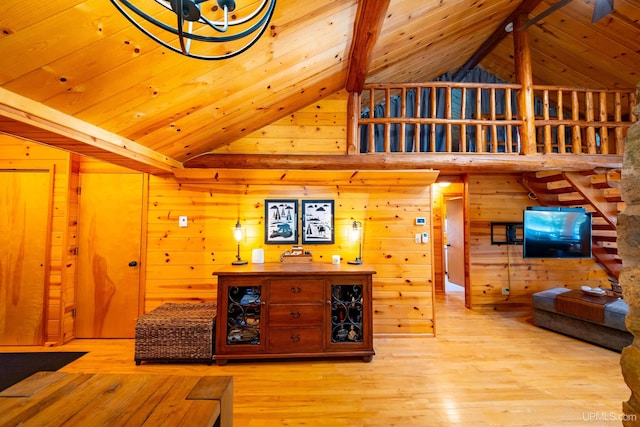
[[138, 174, 149, 316]]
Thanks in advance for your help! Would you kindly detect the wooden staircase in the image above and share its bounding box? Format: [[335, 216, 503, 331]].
[[522, 169, 623, 279]]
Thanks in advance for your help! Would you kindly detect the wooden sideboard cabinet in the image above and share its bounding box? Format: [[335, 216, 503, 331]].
[[213, 263, 376, 365]]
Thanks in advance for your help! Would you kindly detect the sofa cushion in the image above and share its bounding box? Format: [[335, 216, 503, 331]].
[[604, 299, 629, 331], [532, 288, 632, 352]]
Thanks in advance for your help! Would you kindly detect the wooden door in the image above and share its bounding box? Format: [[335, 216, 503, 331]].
[[76, 173, 143, 338], [445, 197, 465, 287], [0, 170, 51, 345]]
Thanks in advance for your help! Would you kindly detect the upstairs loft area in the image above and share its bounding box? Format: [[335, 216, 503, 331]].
[[356, 81, 637, 158]]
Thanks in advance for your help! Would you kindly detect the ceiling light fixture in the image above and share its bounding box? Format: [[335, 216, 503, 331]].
[[110, 0, 277, 60]]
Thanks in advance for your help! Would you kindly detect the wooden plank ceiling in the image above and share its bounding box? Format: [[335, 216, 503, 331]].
[[0, 0, 638, 173]]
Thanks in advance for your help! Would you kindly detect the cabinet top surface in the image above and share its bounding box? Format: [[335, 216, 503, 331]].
[[214, 263, 376, 276]]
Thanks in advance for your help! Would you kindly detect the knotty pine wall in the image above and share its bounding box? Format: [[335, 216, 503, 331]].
[[146, 177, 435, 336], [215, 91, 348, 154], [0, 135, 79, 345], [0, 91, 615, 343], [230, 91, 611, 311], [198, 90, 435, 335], [467, 174, 611, 309]]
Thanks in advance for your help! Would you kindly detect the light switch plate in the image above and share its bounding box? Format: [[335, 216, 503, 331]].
[[179, 216, 188, 227]]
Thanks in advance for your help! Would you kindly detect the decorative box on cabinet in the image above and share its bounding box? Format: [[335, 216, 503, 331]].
[[213, 263, 376, 365]]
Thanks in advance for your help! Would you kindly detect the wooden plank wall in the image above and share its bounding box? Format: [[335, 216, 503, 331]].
[[217, 91, 349, 154], [146, 177, 435, 336], [207, 90, 435, 335], [0, 134, 77, 345], [467, 174, 611, 309], [0, 92, 617, 342]]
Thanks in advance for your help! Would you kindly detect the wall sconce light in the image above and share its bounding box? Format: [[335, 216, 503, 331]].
[[110, 0, 277, 60], [232, 220, 248, 265], [348, 220, 363, 265]]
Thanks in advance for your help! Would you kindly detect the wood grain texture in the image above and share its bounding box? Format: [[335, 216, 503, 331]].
[[467, 173, 611, 308], [0, 170, 50, 344], [0, 0, 636, 166], [0, 135, 73, 345], [345, 0, 391, 93], [4, 291, 628, 426], [146, 174, 435, 335], [76, 173, 144, 338], [0, 372, 231, 427]]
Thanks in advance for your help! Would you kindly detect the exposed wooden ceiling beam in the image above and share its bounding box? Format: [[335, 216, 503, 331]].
[[0, 87, 182, 175], [345, 0, 391, 93], [183, 153, 622, 173], [173, 168, 439, 186], [452, 0, 544, 81]]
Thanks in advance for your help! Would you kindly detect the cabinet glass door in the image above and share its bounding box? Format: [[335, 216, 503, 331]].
[[226, 286, 262, 345], [330, 284, 364, 344]]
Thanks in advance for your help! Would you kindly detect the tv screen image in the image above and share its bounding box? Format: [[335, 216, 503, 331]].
[[522, 207, 592, 258]]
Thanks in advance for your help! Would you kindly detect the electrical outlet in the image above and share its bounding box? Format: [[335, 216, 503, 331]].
[[502, 287, 510, 295]]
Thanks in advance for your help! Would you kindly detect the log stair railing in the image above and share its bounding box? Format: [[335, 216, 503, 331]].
[[522, 169, 623, 279]]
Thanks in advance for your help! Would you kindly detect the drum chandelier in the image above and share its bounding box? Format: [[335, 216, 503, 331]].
[[110, 0, 277, 60]]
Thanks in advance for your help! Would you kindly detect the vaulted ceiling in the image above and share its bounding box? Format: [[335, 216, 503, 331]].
[[0, 0, 638, 170]]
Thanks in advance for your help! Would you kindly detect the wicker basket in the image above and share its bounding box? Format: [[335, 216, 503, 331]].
[[134, 302, 217, 365]]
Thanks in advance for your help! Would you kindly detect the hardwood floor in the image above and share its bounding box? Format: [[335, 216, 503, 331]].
[[3, 291, 630, 426]]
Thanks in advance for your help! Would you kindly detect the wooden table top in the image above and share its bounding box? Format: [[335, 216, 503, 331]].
[[0, 372, 233, 427], [214, 262, 376, 276]]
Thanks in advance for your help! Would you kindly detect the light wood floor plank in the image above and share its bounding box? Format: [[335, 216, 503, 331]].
[[2, 291, 629, 426]]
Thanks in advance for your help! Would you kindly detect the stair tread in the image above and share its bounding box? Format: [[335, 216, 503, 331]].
[[533, 171, 565, 182], [524, 168, 620, 281]]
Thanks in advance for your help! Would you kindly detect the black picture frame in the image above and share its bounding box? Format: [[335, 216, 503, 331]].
[[264, 199, 298, 244], [302, 200, 334, 244]]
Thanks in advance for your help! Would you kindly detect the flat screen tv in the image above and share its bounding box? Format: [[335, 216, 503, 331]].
[[522, 207, 592, 258]]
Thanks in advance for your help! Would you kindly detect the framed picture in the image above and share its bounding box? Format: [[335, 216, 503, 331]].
[[302, 200, 334, 244], [265, 199, 298, 244]]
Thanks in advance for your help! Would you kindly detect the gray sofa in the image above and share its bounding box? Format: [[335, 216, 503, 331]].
[[532, 287, 633, 352]]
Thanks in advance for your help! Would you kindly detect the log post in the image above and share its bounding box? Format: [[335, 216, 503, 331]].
[[476, 88, 483, 153], [513, 14, 537, 155], [557, 90, 566, 153], [505, 88, 514, 152], [347, 92, 359, 154]]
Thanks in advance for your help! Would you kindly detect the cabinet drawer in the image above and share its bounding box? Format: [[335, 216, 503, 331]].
[[269, 304, 323, 326], [270, 279, 323, 303], [268, 327, 323, 352]]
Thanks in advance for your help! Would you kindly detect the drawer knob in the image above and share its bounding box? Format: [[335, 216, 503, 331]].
[[290, 335, 301, 343], [290, 311, 301, 318], [290, 286, 302, 294]]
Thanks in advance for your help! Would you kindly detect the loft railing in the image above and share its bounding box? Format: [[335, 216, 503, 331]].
[[356, 82, 637, 156]]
